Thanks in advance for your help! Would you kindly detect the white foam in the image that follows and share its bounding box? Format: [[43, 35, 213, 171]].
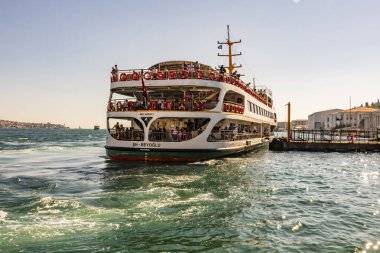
[[0, 210, 8, 220], [291, 221, 302, 232]]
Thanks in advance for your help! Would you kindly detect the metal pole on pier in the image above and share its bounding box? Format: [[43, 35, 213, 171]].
[[286, 102, 291, 142]]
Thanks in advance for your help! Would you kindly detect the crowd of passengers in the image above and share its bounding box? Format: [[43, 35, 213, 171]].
[[111, 121, 204, 142], [108, 98, 211, 111], [111, 62, 270, 103], [150, 126, 204, 142], [209, 124, 270, 141]]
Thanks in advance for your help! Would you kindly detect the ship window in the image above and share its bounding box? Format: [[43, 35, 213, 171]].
[[148, 117, 210, 142], [207, 119, 263, 142], [107, 117, 144, 141]]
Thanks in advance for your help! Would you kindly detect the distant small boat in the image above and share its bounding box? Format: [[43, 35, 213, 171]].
[[94, 125, 100, 130]]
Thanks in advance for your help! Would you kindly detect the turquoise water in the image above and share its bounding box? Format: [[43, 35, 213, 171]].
[[0, 129, 379, 252]]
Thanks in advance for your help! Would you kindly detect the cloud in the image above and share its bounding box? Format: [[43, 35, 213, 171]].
[[292, 0, 301, 4]]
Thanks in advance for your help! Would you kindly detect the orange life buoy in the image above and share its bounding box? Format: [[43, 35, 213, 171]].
[[180, 70, 189, 79], [127, 101, 134, 110], [225, 76, 230, 83], [218, 75, 225, 82], [148, 101, 157, 110], [224, 103, 230, 112], [195, 101, 205, 111], [209, 72, 216, 81], [164, 101, 173, 110], [132, 72, 140, 80], [168, 71, 177, 79], [195, 70, 204, 79], [156, 71, 164, 80], [119, 73, 127, 81], [144, 72, 152, 80]]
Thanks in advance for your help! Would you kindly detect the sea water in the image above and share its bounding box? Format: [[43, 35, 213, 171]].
[[0, 129, 379, 252]]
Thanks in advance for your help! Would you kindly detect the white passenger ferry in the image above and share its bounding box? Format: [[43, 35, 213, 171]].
[[106, 27, 277, 161]]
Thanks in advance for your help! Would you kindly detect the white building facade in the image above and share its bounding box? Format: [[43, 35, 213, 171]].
[[308, 109, 343, 130], [325, 107, 380, 130]]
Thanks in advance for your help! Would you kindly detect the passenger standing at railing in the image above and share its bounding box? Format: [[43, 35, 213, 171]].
[[114, 65, 119, 81], [112, 122, 121, 140], [120, 124, 125, 140], [172, 127, 179, 141], [219, 65, 226, 74], [188, 63, 194, 77], [162, 127, 167, 141], [183, 61, 188, 70], [111, 67, 116, 82], [123, 99, 128, 111], [157, 98, 163, 110], [195, 61, 200, 71]]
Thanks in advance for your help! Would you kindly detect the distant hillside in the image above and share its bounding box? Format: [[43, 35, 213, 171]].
[[0, 120, 68, 129]]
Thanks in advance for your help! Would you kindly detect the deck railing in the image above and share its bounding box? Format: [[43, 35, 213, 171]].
[[149, 130, 202, 142], [207, 130, 263, 142], [289, 129, 380, 144], [110, 68, 272, 108], [108, 99, 217, 112], [109, 129, 144, 141]]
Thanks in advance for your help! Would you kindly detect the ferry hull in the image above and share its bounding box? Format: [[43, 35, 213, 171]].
[[106, 141, 268, 162]]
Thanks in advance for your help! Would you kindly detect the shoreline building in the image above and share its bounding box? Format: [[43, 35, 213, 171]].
[[326, 107, 380, 130], [308, 109, 343, 130], [308, 107, 380, 131]]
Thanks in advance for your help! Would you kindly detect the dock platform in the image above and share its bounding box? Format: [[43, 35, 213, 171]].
[[270, 129, 380, 152]]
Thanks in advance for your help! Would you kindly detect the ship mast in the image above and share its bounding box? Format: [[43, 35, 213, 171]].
[[217, 25, 242, 74]]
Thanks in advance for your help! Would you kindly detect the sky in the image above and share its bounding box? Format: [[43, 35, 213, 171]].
[[0, 0, 379, 128]]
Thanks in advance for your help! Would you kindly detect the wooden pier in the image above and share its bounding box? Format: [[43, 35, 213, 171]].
[[270, 129, 380, 152]]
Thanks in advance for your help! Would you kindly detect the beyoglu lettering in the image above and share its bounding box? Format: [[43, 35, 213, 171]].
[[133, 142, 161, 148]]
